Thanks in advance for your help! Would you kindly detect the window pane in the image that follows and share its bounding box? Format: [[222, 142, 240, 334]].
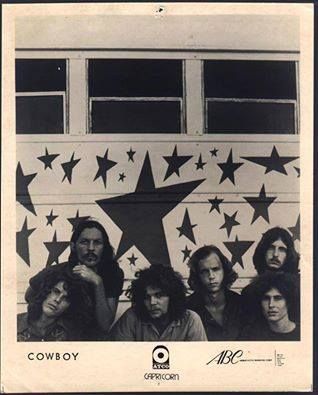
[[207, 101, 295, 134], [16, 59, 66, 92], [89, 59, 183, 97], [205, 61, 296, 100], [16, 96, 64, 134], [91, 101, 181, 133]]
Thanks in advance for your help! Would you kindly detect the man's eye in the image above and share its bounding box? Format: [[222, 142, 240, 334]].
[[279, 247, 287, 252]]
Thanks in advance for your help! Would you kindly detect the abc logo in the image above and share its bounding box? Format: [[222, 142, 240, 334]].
[[152, 345, 170, 369]]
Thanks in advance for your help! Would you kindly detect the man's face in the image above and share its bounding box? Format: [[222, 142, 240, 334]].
[[198, 252, 224, 294], [144, 286, 170, 320], [261, 287, 289, 323], [265, 238, 287, 270], [42, 281, 71, 318], [72, 227, 104, 267]]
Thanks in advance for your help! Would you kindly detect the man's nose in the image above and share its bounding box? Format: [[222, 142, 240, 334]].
[[54, 294, 63, 304], [87, 241, 95, 251], [273, 247, 279, 257], [208, 270, 215, 279], [150, 296, 158, 305], [268, 298, 275, 308]]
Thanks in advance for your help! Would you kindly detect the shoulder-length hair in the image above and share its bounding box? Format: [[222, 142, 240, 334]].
[[187, 245, 238, 291], [126, 265, 187, 322], [253, 227, 299, 275]]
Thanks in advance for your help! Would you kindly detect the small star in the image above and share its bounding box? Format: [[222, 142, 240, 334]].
[[176, 208, 197, 244], [208, 196, 224, 214], [127, 147, 136, 162], [16, 217, 36, 266], [44, 231, 70, 267], [163, 145, 192, 181], [243, 184, 277, 224], [37, 147, 60, 170], [220, 211, 240, 237], [195, 154, 207, 170], [61, 152, 81, 184], [16, 162, 37, 215], [118, 173, 126, 182], [210, 148, 219, 157], [67, 210, 90, 231], [217, 149, 243, 185], [224, 236, 254, 269], [288, 215, 300, 241], [127, 253, 138, 266], [94, 149, 117, 188], [181, 245, 192, 262], [294, 167, 300, 178], [46, 209, 58, 226]]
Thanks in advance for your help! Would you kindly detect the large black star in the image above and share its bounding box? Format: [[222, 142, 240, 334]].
[[61, 152, 81, 183], [46, 209, 58, 226], [67, 210, 90, 231], [44, 231, 70, 267], [224, 236, 254, 269], [16, 217, 36, 266], [241, 146, 298, 175], [181, 245, 192, 262], [96, 152, 205, 266], [163, 145, 192, 181], [220, 211, 240, 237], [243, 184, 277, 224], [37, 147, 60, 170], [217, 149, 243, 185], [177, 208, 197, 244], [16, 162, 37, 215], [208, 196, 224, 214], [288, 215, 300, 241], [127, 147, 136, 162], [195, 154, 207, 170], [128, 253, 138, 266], [94, 149, 117, 188]]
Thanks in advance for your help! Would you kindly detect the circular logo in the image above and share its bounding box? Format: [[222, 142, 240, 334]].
[[153, 346, 169, 364]]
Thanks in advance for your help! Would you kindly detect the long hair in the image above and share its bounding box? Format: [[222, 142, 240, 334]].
[[126, 265, 187, 322], [187, 245, 238, 292], [253, 227, 299, 275]]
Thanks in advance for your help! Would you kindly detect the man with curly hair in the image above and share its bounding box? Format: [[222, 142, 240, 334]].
[[111, 265, 207, 341], [186, 245, 242, 341]]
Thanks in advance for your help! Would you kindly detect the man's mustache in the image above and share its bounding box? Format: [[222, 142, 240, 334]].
[[84, 253, 97, 259]]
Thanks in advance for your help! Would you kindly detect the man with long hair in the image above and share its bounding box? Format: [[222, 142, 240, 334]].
[[26, 219, 124, 339], [111, 265, 207, 341], [186, 245, 242, 340]]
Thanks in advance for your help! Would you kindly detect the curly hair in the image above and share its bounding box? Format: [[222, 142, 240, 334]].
[[253, 227, 299, 275], [27, 269, 94, 328], [187, 245, 238, 292], [126, 265, 187, 322]]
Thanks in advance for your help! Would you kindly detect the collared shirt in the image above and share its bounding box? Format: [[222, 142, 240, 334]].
[[186, 289, 243, 341], [110, 308, 207, 341]]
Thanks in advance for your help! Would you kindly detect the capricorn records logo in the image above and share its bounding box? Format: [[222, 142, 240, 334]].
[[152, 345, 170, 369]]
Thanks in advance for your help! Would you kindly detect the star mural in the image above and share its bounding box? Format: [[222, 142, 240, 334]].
[[177, 208, 197, 244], [61, 152, 81, 184], [94, 149, 117, 188], [16, 217, 36, 266], [243, 184, 277, 224], [163, 145, 192, 181], [181, 245, 192, 262], [294, 167, 300, 178], [44, 231, 70, 267], [96, 152, 205, 266], [241, 146, 298, 175], [118, 173, 126, 182], [220, 211, 240, 237], [217, 149, 243, 185], [46, 209, 58, 226], [37, 147, 60, 170], [288, 215, 300, 241], [16, 162, 37, 215], [127, 253, 138, 266], [210, 148, 218, 157], [127, 147, 136, 162], [208, 196, 224, 214], [195, 154, 207, 170], [224, 236, 254, 269], [67, 210, 90, 231]]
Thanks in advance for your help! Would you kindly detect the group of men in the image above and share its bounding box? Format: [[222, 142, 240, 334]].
[[17, 219, 300, 342]]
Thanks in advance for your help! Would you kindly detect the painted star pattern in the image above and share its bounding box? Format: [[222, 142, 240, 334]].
[[224, 236, 254, 269], [16, 217, 36, 266], [288, 215, 300, 241], [195, 154, 207, 170], [127, 147, 136, 162], [177, 208, 197, 244], [118, 173, 126, 182], [94, 149, 117, 188], [61, 152, 81, 183], [44, 231, 70, 267], [127, 253, 138, 266], [210, 148, 218, 157], [16, 162, 37, 215], [208, 196, 224, 214], [220, 211, 240, 237], [163, 145, 192, 181], [217, 149, 243, 185], [46, 209, 58, 226], [67, 210, 90, 231], [37, 147, 60, 170], [243, 184, 277, 224], [294, 167, 300, 178], [181, 245, 192, 262]]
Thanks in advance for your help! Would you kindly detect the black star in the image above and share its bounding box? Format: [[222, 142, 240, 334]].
[[67, 210, 90, 231], [118, 173, 126, 182], [288, 215, 300, 241], [94, 149, 117, 188], [210, 148, 219, 157], [46, 209, 58, 226], [208, 196, 224, 214], [61, 152, 81, 184], [16, 217, 36, 266], [16, 162, 37, 215], [44, 231, 70, 267], [128, 253, 138, 266], [37, 147, 60, 170], [195, 154, 207, 170], [220, 211, 240, 237], [217, 149, 243, 185], [243, 184, 277, 224], [181, 245, 192, 262], [294, 167, 300, 178], [176, 208, 197, 244], [96, 152, 205, 266], [127, 147, 136, 162], [242, 146, 298, 175], [163, 145, 192, 181], [224, 236, 254, 269]]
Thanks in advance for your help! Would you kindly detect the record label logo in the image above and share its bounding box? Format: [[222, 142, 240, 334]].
[[152, 345, 170, 369]]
